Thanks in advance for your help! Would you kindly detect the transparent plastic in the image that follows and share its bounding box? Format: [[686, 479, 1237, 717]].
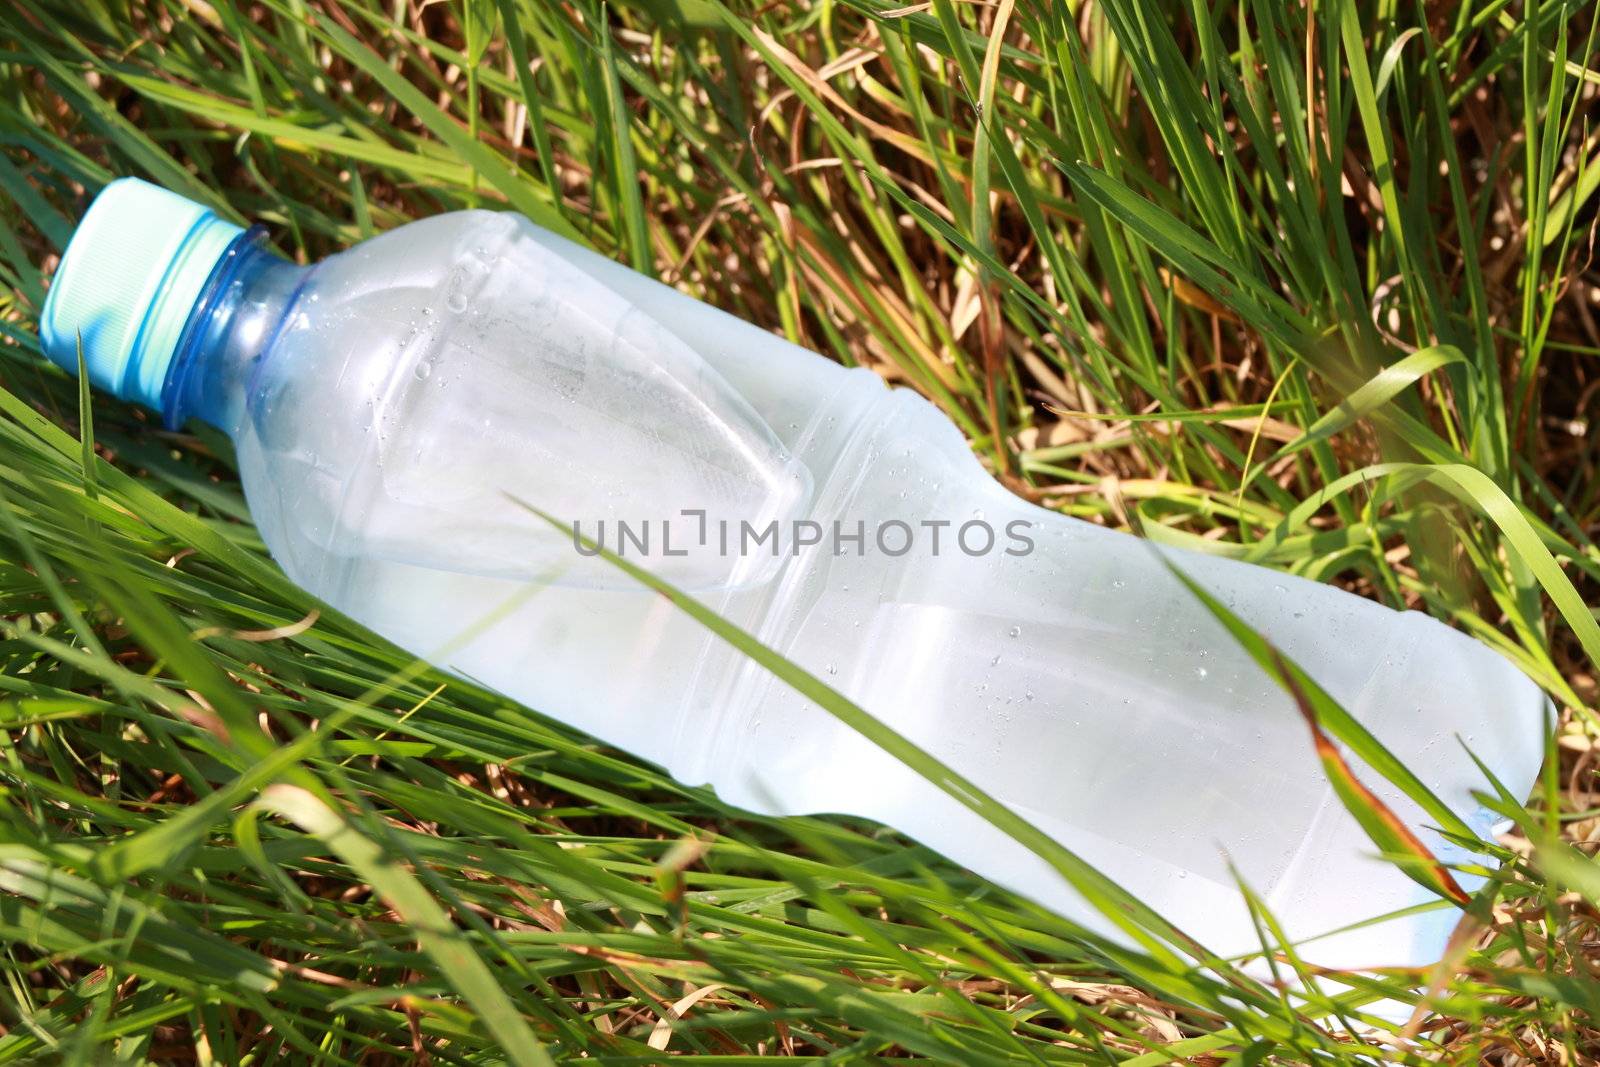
[[169, 209, 1547, 970]]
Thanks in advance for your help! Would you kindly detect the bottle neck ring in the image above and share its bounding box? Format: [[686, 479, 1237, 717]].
[[161, 227, 308, 434]]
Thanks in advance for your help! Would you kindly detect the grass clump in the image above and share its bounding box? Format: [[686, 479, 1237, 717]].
[[1, 0, 1599, 1062]]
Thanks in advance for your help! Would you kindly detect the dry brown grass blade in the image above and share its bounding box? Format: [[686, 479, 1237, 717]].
[[975, 0, 1018, 478], [1271, 650, 1472, 907], [747, 24, 936, 165]]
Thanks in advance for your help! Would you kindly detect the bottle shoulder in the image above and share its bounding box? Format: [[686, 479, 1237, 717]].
[[241, 210, 835, 592]]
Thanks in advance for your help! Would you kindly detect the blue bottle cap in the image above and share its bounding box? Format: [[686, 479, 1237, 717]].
[[39, 177, 243, 410]]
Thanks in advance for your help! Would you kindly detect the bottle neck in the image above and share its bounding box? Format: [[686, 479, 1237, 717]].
[[162, 228, 310, 437]]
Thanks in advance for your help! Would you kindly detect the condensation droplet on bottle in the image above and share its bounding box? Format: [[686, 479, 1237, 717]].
[[1008, 625, 1021, 638], [413, 361, 433, 381]]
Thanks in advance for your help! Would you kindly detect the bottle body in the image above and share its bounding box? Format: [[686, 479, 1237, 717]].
[[154, 209, 1553, 966]]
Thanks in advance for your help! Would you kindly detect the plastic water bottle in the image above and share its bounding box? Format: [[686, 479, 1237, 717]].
[[41, 178, 1547, 969]]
